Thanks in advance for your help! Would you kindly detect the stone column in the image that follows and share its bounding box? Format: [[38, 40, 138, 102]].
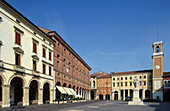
[[89, 92, 91, 100], [2, 85, 10, 107], [103, 95, 106, 100], [112, 92, 114, 100], [123, 90, 125, 100], [128, 90, 130, 96], [38, 88, 43, 104], [142, 90, 145, 100], [118, 90, 121, 100], [50, 89, 54, 104], [23, 87, 29, 106]]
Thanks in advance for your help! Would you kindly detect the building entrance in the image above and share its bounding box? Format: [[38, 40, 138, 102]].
[[105, 94, 110, 100], [29, 80, 38, 104], [99, 94, 103, 100], [114, 91, 118, 100], [91, 90, 94, 100], [10, 77, 23, 105], [43, 83, 50, 103]]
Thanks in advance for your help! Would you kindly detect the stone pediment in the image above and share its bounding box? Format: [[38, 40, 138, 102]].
[[32, 55, 39, 61], [13, 47, 24, 54]]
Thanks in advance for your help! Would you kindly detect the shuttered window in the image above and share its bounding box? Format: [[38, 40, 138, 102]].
[[33, 60, 37, 71], [33, 42, 37, 53], [15, 53, 21, 66], [49, 51, 51, 60], [49, 66, 51, 76], [43, 48, 46, 58], [43, 64, 46, 74], [15, 32, 21, 45]]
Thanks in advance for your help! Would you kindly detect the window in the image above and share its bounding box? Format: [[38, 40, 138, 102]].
[[33, 60, 37, 71], [33, 42, 37, 53], [125, 77, 127, 80], [121, 82, 123, 86], [43, 47, 46, 58], [49, 51, 52, 60], [130, 77, 132, 80], [130, 82, 132, 86], [144, 75, 146, 79], [57, 54, 60, 58], [156, 45, 159, 52], [117, 78, 119, 80], [140, 81, 142, 86], [15, 53, 21, 66], [121, 77, 123, 80], [15, 32, 21, 45], [42, 64, 46, 74], [66, 68, 69, 72], [113, 78, 115, 81], [49, 66, 51, 76], [93, 81, 95, 88], [125, 82, 127, 86], [57, 61, 59, 68], [117, 83, 119, 87], [144, 81, 146, 86], [113, 83, 115, 87], [140, 76, 142, 79]]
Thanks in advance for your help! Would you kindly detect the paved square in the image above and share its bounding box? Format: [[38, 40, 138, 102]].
[[1, 101, 170, 111]]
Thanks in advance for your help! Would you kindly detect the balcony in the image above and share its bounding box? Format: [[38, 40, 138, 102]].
[[90, 86, 97, 90], [32, 70, 40, 77], [14, 65, 25, 73]]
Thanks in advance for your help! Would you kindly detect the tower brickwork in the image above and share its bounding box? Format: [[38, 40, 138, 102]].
[[152, 41, 164, 101]]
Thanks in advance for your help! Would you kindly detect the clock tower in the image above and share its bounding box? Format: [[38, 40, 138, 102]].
[[152, 41, 164, 101]]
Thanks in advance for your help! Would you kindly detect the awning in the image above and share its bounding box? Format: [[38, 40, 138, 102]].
[[69, 88, 76, 95], [56, 86, 67, 94], [63, 87, 73, 95]]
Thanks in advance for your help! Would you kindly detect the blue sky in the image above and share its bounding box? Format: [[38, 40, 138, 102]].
[[6, 0, 170, 74]]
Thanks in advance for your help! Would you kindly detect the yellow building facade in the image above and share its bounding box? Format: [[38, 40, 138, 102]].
[[111, 70, 152, 100]]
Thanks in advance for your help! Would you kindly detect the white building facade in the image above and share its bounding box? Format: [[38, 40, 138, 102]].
[[0, 0, 55, 107]]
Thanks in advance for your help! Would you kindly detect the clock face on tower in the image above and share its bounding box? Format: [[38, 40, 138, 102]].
[[156, 65, 160, 69]]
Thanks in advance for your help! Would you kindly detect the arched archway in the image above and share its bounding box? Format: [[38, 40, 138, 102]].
[[56, 81, 61, 99], [10, 77, 23, 105], [99, 94, 103, 100], [43, 82, 50, 103], [73, 85, 75, 91], [76, 86, 79, 95], [29, 80, 39, 105], [62, 83, 67, 87], [114, 91, 118, 100], [145, 90, 151, 99], [91, 90, 94, 100], [56, 81, 61, 86], [68, 84, 71, 88], [79, 87, 81, 95], [105, 94, 110, 100]]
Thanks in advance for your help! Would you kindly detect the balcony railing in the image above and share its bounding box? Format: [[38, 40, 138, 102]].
[[32, 70, 40, 77], [14, 65, 25, 73]]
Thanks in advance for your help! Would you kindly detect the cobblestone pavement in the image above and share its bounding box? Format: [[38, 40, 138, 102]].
[[0, 100, 170, 111]]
